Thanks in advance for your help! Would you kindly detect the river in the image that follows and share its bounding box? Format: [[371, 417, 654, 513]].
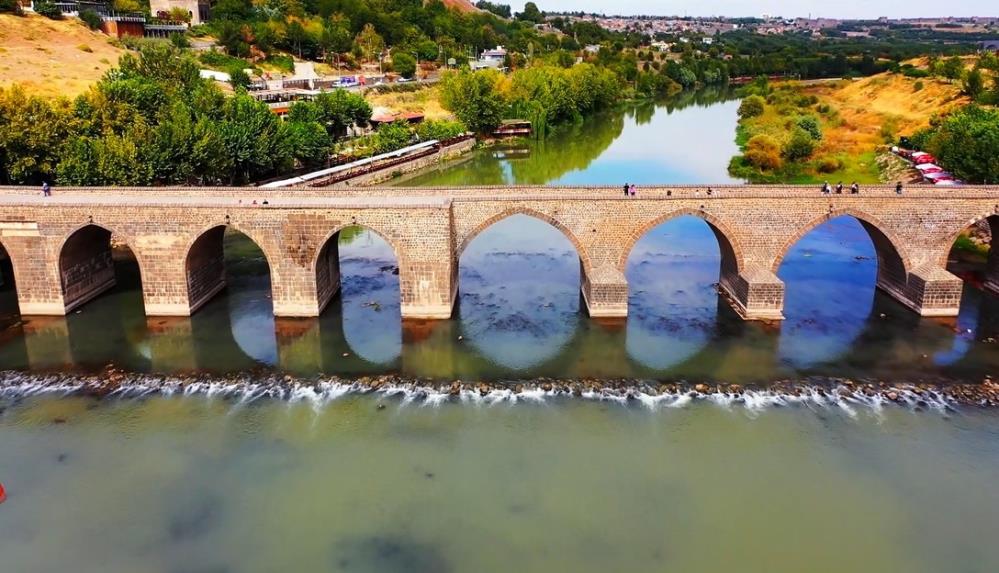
[[1, 89, 998, 572]]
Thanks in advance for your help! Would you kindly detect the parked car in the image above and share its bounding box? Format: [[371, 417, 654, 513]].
[[913, 154, 937, 165], [915, 164, 944, 174]]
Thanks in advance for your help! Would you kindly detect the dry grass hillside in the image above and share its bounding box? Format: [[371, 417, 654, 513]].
[[804, 73, 969, 157], [0, 13, 125, 98], [435, 0, 481, 14], [365, 86, 453, 121]]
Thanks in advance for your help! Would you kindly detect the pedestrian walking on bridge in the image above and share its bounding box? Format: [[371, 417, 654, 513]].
[[41, 181, 51, 197]]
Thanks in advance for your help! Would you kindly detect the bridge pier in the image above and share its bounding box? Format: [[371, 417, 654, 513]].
[[399, 259, 456, 319], [719, 266, 785, 321], [880, 265, 963, 317], [581, 265, 628, 318]]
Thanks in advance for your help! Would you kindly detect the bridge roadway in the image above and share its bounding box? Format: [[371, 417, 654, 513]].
[[0, 184, 997, 322]]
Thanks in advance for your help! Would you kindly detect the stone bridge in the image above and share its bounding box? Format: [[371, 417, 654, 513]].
[[0, 184, 997, 322]]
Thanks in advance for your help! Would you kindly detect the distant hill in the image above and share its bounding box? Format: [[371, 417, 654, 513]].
[[0, 14, 125, 98]]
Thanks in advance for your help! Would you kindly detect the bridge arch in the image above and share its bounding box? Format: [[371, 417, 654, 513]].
[[936, 211, 999, 268], [770, 208, 910, 283], [311, 224, 403, 315], [0, 239, 21, 317], [617, 208, 744, 274], [57, 223, 146, 313], [183, 223, 275, 314], [457, 207, 593, 277], [937, 211, 999, 295]]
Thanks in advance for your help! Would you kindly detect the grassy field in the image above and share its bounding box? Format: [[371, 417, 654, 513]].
[[0, 14, 125, 98], [364, 85, 453, 121], [732, 72, 969, 184]]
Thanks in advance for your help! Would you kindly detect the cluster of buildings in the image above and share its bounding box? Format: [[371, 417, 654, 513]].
[[17, 0, 206, 37], [551, 13, 999, 40]]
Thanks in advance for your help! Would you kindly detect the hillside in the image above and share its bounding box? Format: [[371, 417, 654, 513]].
[[803, 73, 969, 158], [435, 0, 481, 14], [0, 14, 125, 98], [731, 72, 970, 184]]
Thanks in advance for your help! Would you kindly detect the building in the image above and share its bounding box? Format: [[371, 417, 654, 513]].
[[470, 46, 507, 71], [149, 0, 209, 25], [981, 41, 999, 53]]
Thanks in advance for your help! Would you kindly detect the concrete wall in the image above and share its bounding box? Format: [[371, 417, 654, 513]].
[[0, 185, 997, 321]]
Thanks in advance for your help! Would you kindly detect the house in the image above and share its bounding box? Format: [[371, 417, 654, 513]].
[[651, 41, 673, 52], [471, 46, 507, 71], [149, 0, 209, 25], [584, 44, 602, 54]]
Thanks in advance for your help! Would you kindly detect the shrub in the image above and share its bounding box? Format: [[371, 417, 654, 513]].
[[913, 81, 924, 92], [77, 44, 93, 53], [817, 156, 843, 173], [415, 119, 467, 141], [169, 33, 190, 49], [782, 128, 816, 161], [0, 0, 23, 14], [796, 115, 822, 141], [744, 134, 782, 170], [79, 9, 103, 30], [738, 95, 765, 118], [32, 0, 62, 19], [392, 52, 417, 79]]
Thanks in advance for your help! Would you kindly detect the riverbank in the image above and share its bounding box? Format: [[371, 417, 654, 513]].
[[729, 73, 968, 184], [4, 370, 999, 409]]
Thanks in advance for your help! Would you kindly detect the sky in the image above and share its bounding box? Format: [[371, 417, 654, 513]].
[[512, 0, 996, 19]]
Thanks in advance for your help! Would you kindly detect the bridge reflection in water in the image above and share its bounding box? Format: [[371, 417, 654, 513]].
[[0, 213, 997, 383]]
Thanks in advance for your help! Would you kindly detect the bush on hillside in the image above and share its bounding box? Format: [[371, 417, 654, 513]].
[[738, 95, 765, 118], [783, 128, 817, 161], [79, 9, 103, 30], [0, 0, 23, 14], [32, 0, 62, 19], [744, 134, 782, 170]]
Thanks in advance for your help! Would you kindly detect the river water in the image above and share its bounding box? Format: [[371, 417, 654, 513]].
[[1, 89, 998, 572]]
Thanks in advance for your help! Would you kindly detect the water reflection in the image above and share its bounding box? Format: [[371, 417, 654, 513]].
[[457, 215, 581, 370], [397, 87, 741, 187], [1, 217, 998, 383], [625, 216, 720, 369]]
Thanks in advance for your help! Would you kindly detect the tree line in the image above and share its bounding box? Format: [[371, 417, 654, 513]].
[[0, 44, 460, 186]]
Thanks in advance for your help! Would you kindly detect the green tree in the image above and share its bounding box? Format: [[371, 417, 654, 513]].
[[354, 23, 385, 63], [963, 68, 985, 100], [0, 87, 78, 183], [439, 70, 506, 133], [392, 52, 417, 79], [940, 56, 964, 80], [920, 105, 999, 183], [516, 1, 543, 23], [286, 120, 331, 166], [372, 121, 413, 154]]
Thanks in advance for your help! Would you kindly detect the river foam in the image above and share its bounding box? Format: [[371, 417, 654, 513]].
[[0, 370, 990, 412]]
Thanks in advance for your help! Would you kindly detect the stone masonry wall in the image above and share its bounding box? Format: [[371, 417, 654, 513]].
[[0, 185, 997, 321]]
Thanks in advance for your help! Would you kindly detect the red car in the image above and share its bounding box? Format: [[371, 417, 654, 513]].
[[913, 154, 937, 165]]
